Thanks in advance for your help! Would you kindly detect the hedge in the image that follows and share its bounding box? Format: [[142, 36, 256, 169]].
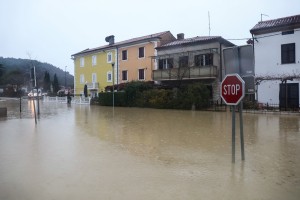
[[97, 82, 211, 110]]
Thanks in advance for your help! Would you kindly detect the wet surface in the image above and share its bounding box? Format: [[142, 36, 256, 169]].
[[0, 98, 299, 199]]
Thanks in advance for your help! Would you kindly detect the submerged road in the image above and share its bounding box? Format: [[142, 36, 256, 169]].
[[0, 99, 299, 199]]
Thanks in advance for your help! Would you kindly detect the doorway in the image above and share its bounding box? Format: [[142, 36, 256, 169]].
[[279, 83, 299, 110]]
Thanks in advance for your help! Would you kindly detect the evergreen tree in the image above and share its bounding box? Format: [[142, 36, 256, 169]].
[[43, 71, 51, 92], [52, 73, 60, 93], [0, 64, 5, 84]]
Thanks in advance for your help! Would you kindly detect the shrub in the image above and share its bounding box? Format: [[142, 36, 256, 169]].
[[124, 81, 153, 107], [98, 92, 126, 106], [98, 82, 210, 110]]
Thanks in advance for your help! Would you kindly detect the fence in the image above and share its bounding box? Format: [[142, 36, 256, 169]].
[[243, 102, 299, 114], [43, 96, 90, 105]]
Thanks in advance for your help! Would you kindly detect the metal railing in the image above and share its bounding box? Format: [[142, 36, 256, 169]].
[[43, 96, 90, 105], [243, 102, 300, 114], [153, 66, 218, 81], [86, 82, 99, 90]]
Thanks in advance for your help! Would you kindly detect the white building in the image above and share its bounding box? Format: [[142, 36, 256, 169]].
[[250, 14, 300, 110]]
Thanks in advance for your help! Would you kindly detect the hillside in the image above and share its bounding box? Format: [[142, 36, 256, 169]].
[[0, 57, 73, 88]]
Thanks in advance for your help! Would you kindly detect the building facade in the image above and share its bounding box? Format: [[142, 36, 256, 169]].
[[250, 14, 300, 109], [153, 34, 234, 101], [72, 47, 116, 97], [72, 31, 175, 96], [117, 31, 175, 84]]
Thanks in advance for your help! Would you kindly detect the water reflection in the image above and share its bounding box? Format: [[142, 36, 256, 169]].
[[0, 99, 300, 200]]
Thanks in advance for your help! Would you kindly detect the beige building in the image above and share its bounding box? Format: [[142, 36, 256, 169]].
[[117, 31, 175, 83]]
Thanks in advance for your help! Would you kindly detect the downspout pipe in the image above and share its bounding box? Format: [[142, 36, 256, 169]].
[[116, 46, 119, 87], [219, 42, 223, 82], [252, 33, 257, 102]]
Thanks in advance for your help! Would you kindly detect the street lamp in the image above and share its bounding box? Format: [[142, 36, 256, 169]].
[[65, 66, 67, 89], [111, 62, 115, 108]]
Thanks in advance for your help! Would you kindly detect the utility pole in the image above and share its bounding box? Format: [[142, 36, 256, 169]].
[[208, 11, 211, 36]]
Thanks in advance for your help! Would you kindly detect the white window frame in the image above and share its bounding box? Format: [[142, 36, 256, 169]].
[[80, 74, 85, 84], [80, 57, 84, 67], [92, 73, 97, 83], [138, 68, 145, 80], [92, 55, 97, 66], [107, 52, 112, 63], [107, 71, 112, 82]]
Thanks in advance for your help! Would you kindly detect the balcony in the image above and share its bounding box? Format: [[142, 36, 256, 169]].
[[86, 82, 99, 90], [153, 66, 218, 81]]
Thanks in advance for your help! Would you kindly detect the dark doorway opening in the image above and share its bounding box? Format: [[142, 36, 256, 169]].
[[279, 83, 299, 111]]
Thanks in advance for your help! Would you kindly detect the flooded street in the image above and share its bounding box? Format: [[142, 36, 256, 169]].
[[0, 99, 299, 200]]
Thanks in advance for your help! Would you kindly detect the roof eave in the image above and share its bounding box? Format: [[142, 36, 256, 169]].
[[72, 34, 166, 58], [156, 37, 234, 50], [250, 23, 300, 35]]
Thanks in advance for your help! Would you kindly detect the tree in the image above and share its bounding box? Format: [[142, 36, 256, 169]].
[[43, 71, 51, 92], [52, 73, 60, 93], [0, 64, 5, 84], [2, 69, 25, 97]]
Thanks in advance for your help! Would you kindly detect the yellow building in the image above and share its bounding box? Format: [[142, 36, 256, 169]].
[[71, 31, 175, 96], [72, 43, 116, 97]]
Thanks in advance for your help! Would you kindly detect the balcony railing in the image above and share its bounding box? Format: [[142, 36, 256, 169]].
[[153, 66, 218, 81], [86, 82, 99, 90]]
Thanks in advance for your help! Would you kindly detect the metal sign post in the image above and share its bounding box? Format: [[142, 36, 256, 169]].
[[223, 45, 254, 163], [239, 102, 245, 160], [232, 105, 236, 163], [221, 74, 245, 163]]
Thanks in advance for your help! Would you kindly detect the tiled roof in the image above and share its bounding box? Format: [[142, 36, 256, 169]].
[[250, 14, 300, 35], [72, 31, 170, 57], [113, 31, 170, 46], [157, 36, 234, 49]]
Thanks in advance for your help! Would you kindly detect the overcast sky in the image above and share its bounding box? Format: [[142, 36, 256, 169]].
[[1, 0, 299, 75]]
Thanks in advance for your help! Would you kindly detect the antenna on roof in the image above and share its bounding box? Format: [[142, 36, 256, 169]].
[[261, 13, 269, 22], [208, 11, 211, 36]]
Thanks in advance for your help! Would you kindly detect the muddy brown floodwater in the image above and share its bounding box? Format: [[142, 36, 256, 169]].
[[0, 99, 299, 200]]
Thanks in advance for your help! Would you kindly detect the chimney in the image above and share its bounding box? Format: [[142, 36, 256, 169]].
[[177, 33, 184, 40], [105, 35, 115, 45]]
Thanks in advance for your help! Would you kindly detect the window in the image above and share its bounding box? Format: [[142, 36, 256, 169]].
[[80, 74, 85, 84], [179, 56, 188, 68], [80, 57, 84, 67], [281, 43, 295, 64], [158, 58, 174, 69], [92, 73, 97, 83], [107, 71, 112, 82], [122, 50, 127, 60], [195, 53, 213, 66], [138, 69, 145, 80], [92, 55, 97, 66], [107, 52, 112, 63], [122, 70, 128, 81], [282, 30, 294, 35], [138, 47, 145, 58]]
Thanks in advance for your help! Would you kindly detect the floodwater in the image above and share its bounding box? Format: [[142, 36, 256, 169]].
[[0, 98, 299, 200]]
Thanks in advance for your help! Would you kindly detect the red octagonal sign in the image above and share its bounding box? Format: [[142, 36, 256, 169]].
[[220, 74, 245, 105]]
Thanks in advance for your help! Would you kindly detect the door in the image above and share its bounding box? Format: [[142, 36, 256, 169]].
[[279, 83, 299, 110]]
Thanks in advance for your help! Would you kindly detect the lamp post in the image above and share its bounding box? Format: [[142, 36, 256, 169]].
[[111, 62, 115, 108], [65, 66, 67, 89]]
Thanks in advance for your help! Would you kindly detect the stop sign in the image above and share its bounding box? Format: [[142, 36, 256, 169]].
[[220, 74, 245, 105]]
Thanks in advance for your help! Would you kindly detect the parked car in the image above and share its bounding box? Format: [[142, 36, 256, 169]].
[[28, 89, 43, 99]]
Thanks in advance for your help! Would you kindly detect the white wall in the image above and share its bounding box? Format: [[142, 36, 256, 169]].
[[254, 28, 300, 104]]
